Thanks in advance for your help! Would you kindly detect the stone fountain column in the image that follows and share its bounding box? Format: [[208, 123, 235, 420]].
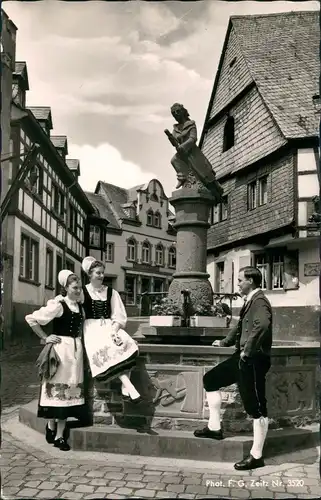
[[167, 186, 218, 311]]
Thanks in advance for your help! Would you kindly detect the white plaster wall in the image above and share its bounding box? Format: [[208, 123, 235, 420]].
[[297, 148, 317, 172], [13, 217, 81, 306]]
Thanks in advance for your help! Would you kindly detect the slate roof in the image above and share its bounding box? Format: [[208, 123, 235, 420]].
[[85, 192, 119, 229], [13, 61, 29, 90], [66, 159, 80, 174], [51, 135, 68, 154], [233, 11, 319, 139], [97, 182, 130, 221], [27, 107, 53, 129], [205, 10, 319, 141]]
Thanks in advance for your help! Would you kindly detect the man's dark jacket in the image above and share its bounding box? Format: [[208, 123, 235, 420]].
[[220, 290, 272, 358]]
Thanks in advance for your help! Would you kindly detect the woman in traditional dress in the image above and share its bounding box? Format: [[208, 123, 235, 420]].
[[81, 256, 142, 403], [25, 270, 86, 451]]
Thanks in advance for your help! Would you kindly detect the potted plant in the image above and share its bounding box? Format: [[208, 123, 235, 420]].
[[190, 298, 231, 328], [149, 297, 182, 327]]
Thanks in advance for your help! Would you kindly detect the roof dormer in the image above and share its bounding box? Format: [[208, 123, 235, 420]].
[[51, 135, 68, 160], [27, 106, 53, 135], [66, 159, 80, 182]]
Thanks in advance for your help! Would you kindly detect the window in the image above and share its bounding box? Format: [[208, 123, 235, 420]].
[[168, 247, 176, 268], [127, 238, 137, 261], [20, 234, 39, 282], [256, 255, 268, 290], [247, 181, 257, 210], [142, 241, 151, 264], [68, 203, 77, 233], [272, 254, 284, 290], [216, 262, 225, 293], [258, 176, 268, 206], [125, 275, 136, 305], [150, 192, 159, 202], [89, 225, 101, 247], [147, 209, 154, 226], [66, 259, 75, 273], [106, 242, 114, 263], [45, 248, 54, 287], [155, 244, 164, 266], [52, 184, 65, 218], [254, 251, 285, 290], [154, 211, 161, 228], [212, 196, 228, 224], [223, 116, 235, 152]]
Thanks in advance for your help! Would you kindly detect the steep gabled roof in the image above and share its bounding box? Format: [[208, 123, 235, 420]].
[[27, 106, 53, 130], [202, 10, 319, 144], [97, 181, 129, 222], [232, 10, 319, 139], [85, 192, 119, 229]]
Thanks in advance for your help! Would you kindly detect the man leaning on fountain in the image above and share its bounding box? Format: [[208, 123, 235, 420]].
[[194, 266, 272, 471]]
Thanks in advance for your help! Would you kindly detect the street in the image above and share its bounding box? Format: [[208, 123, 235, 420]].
[[1, 346, 320, 499]]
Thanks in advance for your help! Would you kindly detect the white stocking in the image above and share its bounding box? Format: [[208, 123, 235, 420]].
[[250, 417, 269, 459], [55, 419, 66, 440], [48, 419, 56, 431], [206, 391, 222, 431], [118, 374, 140, 400]]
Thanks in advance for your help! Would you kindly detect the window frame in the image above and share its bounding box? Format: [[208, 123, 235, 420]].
[[45, 246, 54, 288], [142, 241, 151, 264], [106, 242, 115, 263], [223, 116, 235, 152], [19, 232, 40, 284], [254, 250, 285, 291], [89, 225, 101, 248], [247, 180, 257, 211], [168, 246, 176, 269], [155, 244, 164, 266], [127, 238, 137, 262], [146, 209, 154, 226], [258, 175, 268, 207], [124, 275, 136, 305]]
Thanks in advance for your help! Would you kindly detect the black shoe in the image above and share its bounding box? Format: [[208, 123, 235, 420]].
[[193, 426, 223, 440], [45, 423, 56, 444], [234, 454, 265, 470], [53, 438, 70, 451], [122, 395, 131, 402], [131, 396, 143, 404]]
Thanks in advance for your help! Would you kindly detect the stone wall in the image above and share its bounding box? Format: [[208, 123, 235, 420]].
[[91, 343, 320, 434]]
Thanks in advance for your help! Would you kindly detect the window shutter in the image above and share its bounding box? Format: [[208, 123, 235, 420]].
[[283, 250, 299, 291], [224, 259, 234, 293]]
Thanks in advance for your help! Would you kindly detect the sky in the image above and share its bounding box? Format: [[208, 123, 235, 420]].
[[4, 0, 319, 197]]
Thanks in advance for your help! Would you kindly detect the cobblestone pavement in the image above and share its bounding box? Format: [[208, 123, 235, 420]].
[[1, 345, 41, 411], [1, 413, 320, 500]]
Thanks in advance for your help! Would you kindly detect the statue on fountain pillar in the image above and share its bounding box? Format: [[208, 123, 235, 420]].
[[165, 103, 222, 199]]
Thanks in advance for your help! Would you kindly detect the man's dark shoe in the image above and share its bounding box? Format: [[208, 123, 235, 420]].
[[234, 454, 265, 470], [45, 423, 56, 444], [54, 437, 70, 451], [193, 427, 223, 440]]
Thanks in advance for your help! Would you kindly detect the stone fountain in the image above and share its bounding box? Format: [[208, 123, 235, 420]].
[[19, 104, 319, 461]]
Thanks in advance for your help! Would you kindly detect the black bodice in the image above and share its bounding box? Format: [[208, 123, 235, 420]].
[[52, 301, 83, 338], [82, 286, 112, 320]]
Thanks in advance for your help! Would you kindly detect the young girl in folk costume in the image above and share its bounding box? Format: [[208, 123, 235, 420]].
[[25, 270, 86, 451], [81, 256, 142, 403]]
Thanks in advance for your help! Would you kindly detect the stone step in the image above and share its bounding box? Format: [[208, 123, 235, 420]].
[[19, 400, 319, 462]]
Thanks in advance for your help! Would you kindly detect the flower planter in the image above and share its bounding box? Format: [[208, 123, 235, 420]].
[[189, 316, 228, 328], [149, 315, 182, 327]]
